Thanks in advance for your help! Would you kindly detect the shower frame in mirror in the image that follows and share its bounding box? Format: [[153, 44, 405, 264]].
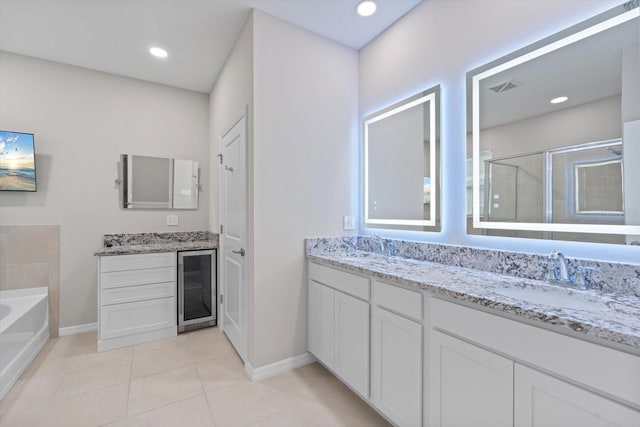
[[363, 85, 440, 231], [467, 2, 640, 238]]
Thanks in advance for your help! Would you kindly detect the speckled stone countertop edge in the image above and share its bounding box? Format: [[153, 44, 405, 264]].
[[95, 240, 218, 256], [307, 252, 640, 351], [103, 231, 216, 247]]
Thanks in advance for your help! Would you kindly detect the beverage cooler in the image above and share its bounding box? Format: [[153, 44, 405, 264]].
[[177, 249, 217, 332]]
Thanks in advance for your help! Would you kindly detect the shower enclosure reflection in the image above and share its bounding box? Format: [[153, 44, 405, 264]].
[[483, 140, 624, 224], [467, 2, 640, 244]]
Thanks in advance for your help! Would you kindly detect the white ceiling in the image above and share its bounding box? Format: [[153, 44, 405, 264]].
[[478, 17, 638, 129], [0, 0, 422, 93]]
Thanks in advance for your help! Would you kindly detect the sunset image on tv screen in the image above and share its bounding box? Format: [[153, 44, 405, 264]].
[[0, 131, 36, 191]]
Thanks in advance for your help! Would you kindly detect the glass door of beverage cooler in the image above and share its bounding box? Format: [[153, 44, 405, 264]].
[[178, 249, 217, 332]]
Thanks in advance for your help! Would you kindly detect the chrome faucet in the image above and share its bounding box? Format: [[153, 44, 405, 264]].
[[546, 250, 589, 290], [370, 235, 396, 258], [370, 235, 385, 254]]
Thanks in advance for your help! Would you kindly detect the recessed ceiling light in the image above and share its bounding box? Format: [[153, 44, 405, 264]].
[[550, 96, 568, 104], [356, 1, 377, 17], [149, 47, 168, 58]]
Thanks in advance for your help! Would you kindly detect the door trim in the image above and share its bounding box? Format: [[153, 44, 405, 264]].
[[218, 106, 248, 361]]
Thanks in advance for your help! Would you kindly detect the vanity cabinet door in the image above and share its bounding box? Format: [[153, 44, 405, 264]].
[[429, 330, 513, 427], [515, 364, 640, 427], [334, 290, 369, 398], [371, 306, 422, 427], [100, 297, 176, 340], [308, 280, 335, 370]]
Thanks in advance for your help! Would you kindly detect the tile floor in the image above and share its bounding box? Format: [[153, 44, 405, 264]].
[[0, 328, 390, 427]]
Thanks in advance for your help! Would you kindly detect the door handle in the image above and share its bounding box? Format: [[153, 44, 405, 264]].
[[232, 248, 246, 256]]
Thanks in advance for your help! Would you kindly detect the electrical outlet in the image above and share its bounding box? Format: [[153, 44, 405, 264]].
[[166, 215, 179, 226], [343, 215, 355, 230]]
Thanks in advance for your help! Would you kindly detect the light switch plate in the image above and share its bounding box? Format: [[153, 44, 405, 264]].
[[166, 215, 179, 226], [343, 215, 355, 230]]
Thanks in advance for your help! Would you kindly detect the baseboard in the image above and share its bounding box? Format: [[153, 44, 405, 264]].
[[244, 352, 316, 382], [58, 322, 97, 337]]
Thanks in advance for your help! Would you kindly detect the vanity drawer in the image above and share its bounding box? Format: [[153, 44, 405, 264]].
[[373, 280, 422, 321], [101, 281, 175, 306], [100, 252, 175, 273], [309, 262, 369, 300], [100, 297, 176, 340], [100, 267, 175, 289]]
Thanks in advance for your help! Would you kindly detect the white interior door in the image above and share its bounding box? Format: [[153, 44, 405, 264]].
[[220, 109, 247, 361]]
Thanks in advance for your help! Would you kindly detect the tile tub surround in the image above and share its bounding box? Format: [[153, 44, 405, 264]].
[[95, 231, 218, 256], [0, 225, 60, 338], [306, 239, 640, 351], [306, 237, 640, 297]]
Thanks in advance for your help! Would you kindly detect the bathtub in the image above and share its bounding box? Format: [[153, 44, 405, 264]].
[[0, 287, 49, 400]]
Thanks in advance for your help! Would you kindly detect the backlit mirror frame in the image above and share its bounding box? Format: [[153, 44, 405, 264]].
[[468, 1, 640, 237], [363, 85, 440, 230]]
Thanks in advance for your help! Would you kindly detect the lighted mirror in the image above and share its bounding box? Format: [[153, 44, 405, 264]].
[[467, 2, 640, 244], [119, 154, 199, 209], [364, 86, 440, 231]]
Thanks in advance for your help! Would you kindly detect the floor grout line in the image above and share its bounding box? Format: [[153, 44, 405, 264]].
[[194, 359, 219, 426], [124, 336, 135, 424], [126, 392, 207, 422]]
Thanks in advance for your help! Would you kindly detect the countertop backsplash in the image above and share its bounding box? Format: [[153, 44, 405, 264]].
[[305, 236, 640, 298]]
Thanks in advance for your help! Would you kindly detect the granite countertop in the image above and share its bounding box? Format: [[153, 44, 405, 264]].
[[95, 240, 217, 256], [94, 231, 218, 256], [308, 250, 640, 351]]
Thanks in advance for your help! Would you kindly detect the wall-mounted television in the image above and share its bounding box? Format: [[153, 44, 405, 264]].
[[0, 130, 37, 192]]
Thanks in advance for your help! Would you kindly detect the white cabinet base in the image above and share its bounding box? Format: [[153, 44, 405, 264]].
[[100, 297, 176, 340], [335, 291, 370, 398], [429, 329, 514, 427], [97, 326, 177, 352], [371, 306, 422, 427], [308, 280, 335, 369], [98, 252, 177, 352], [515, 364, 640, 427]]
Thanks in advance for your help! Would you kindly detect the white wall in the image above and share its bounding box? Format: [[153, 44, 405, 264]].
[[208, 14, 255, 359], [359, 0, 640, 263], [252, 10, 359, 367], [0, 52, 210, 327]]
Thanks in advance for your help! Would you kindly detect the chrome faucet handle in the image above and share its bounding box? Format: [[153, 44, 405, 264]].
[[370, 235, 384, 254], [574, 265, 599, 289], [573, 265, 589, 289], [345, 239, 357, 255], [544, 253, 559, 279], [386, 240, 397, 257]]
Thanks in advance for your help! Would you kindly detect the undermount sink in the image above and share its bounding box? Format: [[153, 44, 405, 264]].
[[490, 286, 612, 313]]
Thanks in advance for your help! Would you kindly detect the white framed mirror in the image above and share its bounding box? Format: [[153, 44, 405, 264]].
[[119, 154, 199, 210], [364, 85, 440, 231], [467, 1, 640, 244]]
